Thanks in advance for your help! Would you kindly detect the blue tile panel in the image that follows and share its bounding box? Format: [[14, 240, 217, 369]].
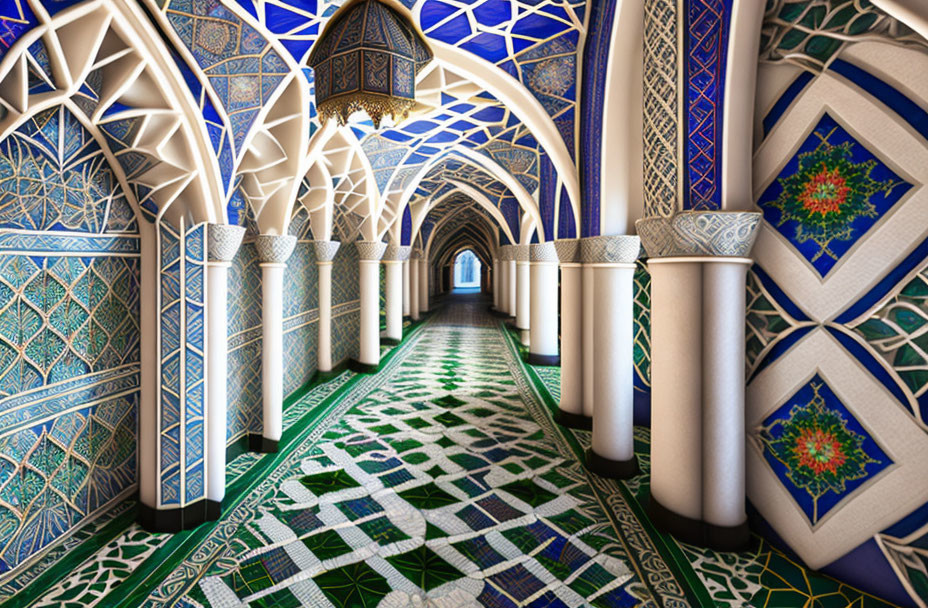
[[158, 220, 207, 507]]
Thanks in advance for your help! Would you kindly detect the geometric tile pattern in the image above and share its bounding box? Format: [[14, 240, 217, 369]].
[[158, 219, 207, 507], [685, 0, 730, 211], [757, 113, 912, 277], [0, 392, 137, 574], [633, 260, 651, 391], [0, 105, 136, 234], [163, 0, 289, 153], [854, 264, 928, 427], [760, 0, 928, 72], [757, 374, 892, 526], [227, 241, 263, 443], [149, 297, 660, 607]]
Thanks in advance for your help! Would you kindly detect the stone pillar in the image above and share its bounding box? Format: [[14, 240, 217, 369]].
[[139, 219, 213, 532], [554, 239, 586, 428], [492, 257, 500, 309], [313, 241, 340, 373], [402, 258, 411, 317], [514, 245, 531, 345], [205, 224, 244, 517], [581, 236, 641, 479], [256, 234, 297, 453], [582, 258, 594, 418], [638, 211, 761, 551], [409, 249, 421, 320], [383, 244, 410, 344], [507, 251, 517, 319], [497, 247, 510, 315], [418, 255, 429, 313], [528, 242, 559, 365], [356, 241, 387, 371]]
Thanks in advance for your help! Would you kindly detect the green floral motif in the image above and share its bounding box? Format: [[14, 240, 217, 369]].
[[760, 378, 887, 523], [770, 141, 893, 264]]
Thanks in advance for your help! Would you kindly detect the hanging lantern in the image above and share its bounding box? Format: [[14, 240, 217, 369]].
[[308, 0, 433, 128]]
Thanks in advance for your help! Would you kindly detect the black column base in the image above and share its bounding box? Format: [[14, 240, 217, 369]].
[[648, 494, 751, 552], [382, 337, 401, 346], [249, 434, 278, 453], [348, 359, 379, 374], [527, 353, 560, 366], [206, 499, 222, 521], [138, 498, 211, 532], [586, 449, 639, 479], [490, 307, 509, 318], [555, 410, 592, 431]]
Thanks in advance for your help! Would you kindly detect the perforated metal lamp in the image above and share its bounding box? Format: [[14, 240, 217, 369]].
[[308, 0, 432, 128]]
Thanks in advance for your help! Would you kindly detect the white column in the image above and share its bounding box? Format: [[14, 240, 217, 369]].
[[581, 236, 640, 479], [205, 225, 244, 515], [256, 234, 297, 452], [313, 241, 340, 373], [514, 245, 531, 346], [529, 243, 558, 364], [418, 257, 429, 313], [638, 210, 760, 551], [582, 262, 595, 417], [492, 257, 500, 310], [498, 247, 509, 315], [702, 259, 751, 535], [554, 240, 586, 428], [383, 245, 409, 343], [507, 258, 517, 318], [357, 241, 387, 369], [410, 250, 420, 320], [402, 259, 411, 317]]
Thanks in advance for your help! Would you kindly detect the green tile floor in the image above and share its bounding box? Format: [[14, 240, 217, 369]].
[[1, 293, 899, 607]]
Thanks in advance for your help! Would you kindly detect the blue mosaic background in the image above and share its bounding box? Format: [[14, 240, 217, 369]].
[[0, 99, 141, 571]]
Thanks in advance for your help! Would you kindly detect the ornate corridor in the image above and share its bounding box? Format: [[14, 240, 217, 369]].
[[2, 294, 897, 607]]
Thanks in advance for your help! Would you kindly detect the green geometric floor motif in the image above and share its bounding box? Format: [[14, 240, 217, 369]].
[[159, 295, 669, 607], [7, 293, 897, 608]]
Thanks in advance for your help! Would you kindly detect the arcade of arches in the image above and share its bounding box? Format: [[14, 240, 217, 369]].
[[0, 0, 925, 606]]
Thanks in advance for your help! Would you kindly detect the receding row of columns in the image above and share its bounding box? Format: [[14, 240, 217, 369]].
[[488, 231, 758, 552]]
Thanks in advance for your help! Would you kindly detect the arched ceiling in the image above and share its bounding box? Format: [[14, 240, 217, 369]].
[[0, 0, 588, 242], [150, 0, 584, 244]]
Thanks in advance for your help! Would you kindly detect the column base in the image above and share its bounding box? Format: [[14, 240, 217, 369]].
[[249, 434, 279, 453], [527, 353, 560, 366], [586, 449, 639, 479], [206, 499, 222, 520], [349, 359, 379, 374], [382, 337, 401, 346], [489, 307, 509, 317], [554, 410, 592, 430], [138, 498, 217, 532], [647, 494, 751, 552]]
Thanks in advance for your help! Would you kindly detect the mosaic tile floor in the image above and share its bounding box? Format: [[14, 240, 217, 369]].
[[3, 293, 902, 607]]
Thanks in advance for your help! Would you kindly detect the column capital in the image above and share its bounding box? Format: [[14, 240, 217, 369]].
[[636, 211, 761, 258], [529, 242, 558, 263], [554, 238, 580, 264], [497, 245, 509, 261], [383, 244, 411, 261], [580, 235, 641, 264], [410, 247, 424, 260], [356, 241, 387, 261], [313, 240, 341, 263], [207, 224, 245, 263], [512, 244, 530, 263], [256, 234, 297, 264]]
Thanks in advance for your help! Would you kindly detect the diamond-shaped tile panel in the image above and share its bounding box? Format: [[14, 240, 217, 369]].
[[757, 374, 892, 524], [757, 113, 913, 278]]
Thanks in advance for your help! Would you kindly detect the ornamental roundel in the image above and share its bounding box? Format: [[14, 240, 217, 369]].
[[758, 374, 891, 525], [757, 113, 912, 277]]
